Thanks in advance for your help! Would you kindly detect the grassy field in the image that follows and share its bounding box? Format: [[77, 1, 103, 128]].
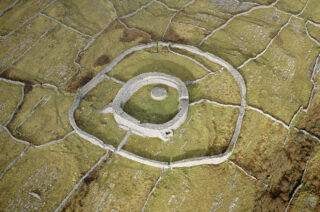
[[0, 130, 27, 174], [288, 144, 320, 211], [164, 21, 210, 45], [306, 21, 320, 43], [240, 17, 319, 124], [2, 24, 89, 86], [108, 46, 208, 82], [65, 20, 151, 91], [275, 0, 308, 14], [238, 0, 275, 4], [75, 79, 126, 147], [0, 16, 55, 72], [231, 107, 320, 211], [124, 102, 239, 162], [294, 87, 320, 138], [188, 69, 241, 105], [159, 0, 190, 9], [230, 109, 288, 183], [200, 7, 290, 67], [168, 0, 256, 45], [0, 134, 105, 211], [0, 0, 52, 36], [170, 47, 222, 73], [7, 85, 74, 145], [121, 1, 174, 40], [145, 163, 265, 211], [43, 0, 116, 36], [254, 129, 319, 211], [301, 0, 320, 23], [0, 0, 319, 211], [0, 80, 23, 127], [62, 154, 161, 212], [109, 0, 150, 17], [123, 84, 179, 124]]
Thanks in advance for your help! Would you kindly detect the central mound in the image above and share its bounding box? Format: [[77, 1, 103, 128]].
[[151, 86, 168, 101]]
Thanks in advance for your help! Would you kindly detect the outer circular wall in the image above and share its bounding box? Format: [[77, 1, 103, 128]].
[[70, 41, 247, 168], [112, 72, 189, 141]]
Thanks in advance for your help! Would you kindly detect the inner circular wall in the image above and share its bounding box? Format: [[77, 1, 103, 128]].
[[112, 72, 189, 141]]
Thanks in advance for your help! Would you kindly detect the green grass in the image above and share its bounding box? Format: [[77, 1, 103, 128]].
[[0, 134, 105, 211], [3, 24, 89, 86], [241, 17, 319, 124], [0, 130, 27, 173], [124, 102, 239, 162], [287, 144, 320, 210], [75, 101, 126, 147], [123, 84, 179, 124], [109, 0, 150, 17], [145, 163, 265, 211], [0, 0, 52, 36], [0, 0, 16, 12], [121, 1, 175, 40], [173, 0, 256, 32], [302, 144, 320, 195], [62, 154, 160, 212], [7, 85, 74, 145], [287, 184, 319, 211], [164, 21, 210, 45], [275, 0, 308, 14], [44, 0, 116, 36], [0, 16, 55, 72], [301, 0, 320, 23], [170, 47, 222, 72], [0, 80, 23, 126], [238, 0, 275, 4], [66, 20, 152, 91], [200, 7, 290, 67], [158, 0, 190, 9], [75, 79, 126, 147], [83, 78, 123, 109], [230, 108, 288, 183], [306, 21, 320, 43], [294, 88, 320, 138], [108, 46, 208, 82], [188, 69, 241, 105], [254, 129, 319, 211]]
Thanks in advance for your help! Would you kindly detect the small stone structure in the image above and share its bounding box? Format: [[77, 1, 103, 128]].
[[103, 72, 189, 141], [151, 86, 168, 100]]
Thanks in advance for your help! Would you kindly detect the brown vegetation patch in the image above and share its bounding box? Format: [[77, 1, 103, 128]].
[[120, 28, 151, 44], [94, 54, 110, 67], [77, 72, 95, 88], [274, 36, 283, 47], [269, 30, 278, 39], [301, 103, 320, 138], [102, 20, 123, 34], [65, 71, 95, 92], [254, 131, 318, 211], [63, 156, 109, 211], [163, 27, 185, 43]]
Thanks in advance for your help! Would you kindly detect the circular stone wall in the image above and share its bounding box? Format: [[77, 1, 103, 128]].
[[112, 72, 189, 141], [70, 41, 246, 168], [151, 86, 168, 100]]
